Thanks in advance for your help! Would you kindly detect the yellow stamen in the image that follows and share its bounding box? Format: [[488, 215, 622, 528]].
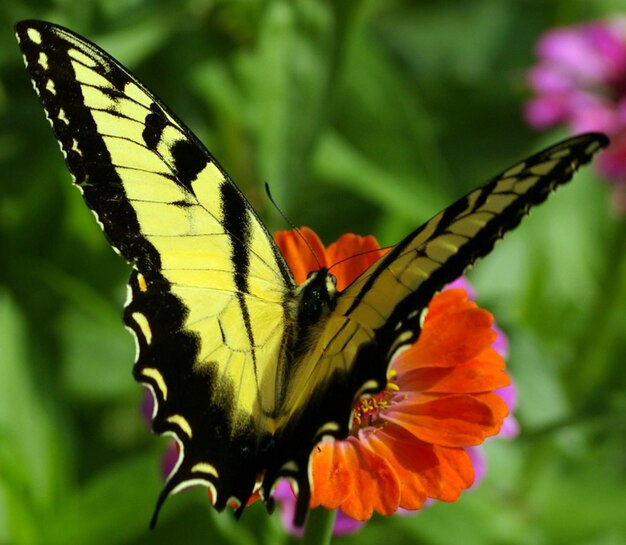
[[350, 370, 400, 433]]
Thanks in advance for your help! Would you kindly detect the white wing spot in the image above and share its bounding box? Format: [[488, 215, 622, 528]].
[[88, 208, 105, 232], [131, 311, 152, 345], [26, 27, 42, 44], [45, 79, 56, 95], [37, 52, 48, 70], [124, 322, 140, 363], [191, 462, 219, 478], [136, 273, 148, 292], [419, 307, 429, 328], [57, 108, 69, 125], [280, 460, 299, 473], [315, 421, 339, 438], [70, 138, 81, 155]]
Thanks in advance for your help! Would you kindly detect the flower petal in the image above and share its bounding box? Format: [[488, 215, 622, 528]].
[[383, 392, 508, 446], [398, 348, 509, 394], [393, 290, 496, 373], [433, 446, 474, 501], [361, 426, 441, 510], [311, 437, 400, 520], [310, 439, 352, 508], [326, 234, 387, 290], [274, 227, 328, 284]]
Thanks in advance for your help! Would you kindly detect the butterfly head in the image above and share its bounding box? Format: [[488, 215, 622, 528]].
[[294, 268, 338, 332]]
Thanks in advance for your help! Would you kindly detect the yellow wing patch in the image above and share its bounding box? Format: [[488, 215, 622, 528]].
[[58, 33, 293, 423]]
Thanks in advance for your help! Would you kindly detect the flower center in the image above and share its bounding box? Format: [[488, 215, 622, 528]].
[[350, 371, 399, 434]]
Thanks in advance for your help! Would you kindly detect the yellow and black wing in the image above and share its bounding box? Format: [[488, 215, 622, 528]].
[[266, 133, 608, 522], [16, 20, 297, 521], [336, 133, 609, 354]]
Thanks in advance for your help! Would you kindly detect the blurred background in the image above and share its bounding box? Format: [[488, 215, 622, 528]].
[[1, 1, 625, 544]]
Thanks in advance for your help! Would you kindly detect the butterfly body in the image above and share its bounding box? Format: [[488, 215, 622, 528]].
[[16, 19, 608, 527]]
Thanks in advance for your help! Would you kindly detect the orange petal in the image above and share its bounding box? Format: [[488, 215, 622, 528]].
[[326, 234, 388, 290], [310, 438, 352, 509], [383, 393, 507, 446], [398, 348, 509, 394], [274, 227, 328, 284], [422, 288, 475, 321], [393, 292, 496, 373], [432, 446, 474, 502], [311, 436, 400, 520], [361, 426, 441, 510], [477, 391, 510, 427]]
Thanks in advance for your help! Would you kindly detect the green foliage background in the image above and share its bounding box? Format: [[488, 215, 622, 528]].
[[1, 1, 625, 544]]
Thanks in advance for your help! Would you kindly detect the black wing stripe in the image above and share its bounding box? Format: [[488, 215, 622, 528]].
[[220, 180, 258, 370]]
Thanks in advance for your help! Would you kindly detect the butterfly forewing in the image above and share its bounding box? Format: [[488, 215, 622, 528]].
[[336, 134, 608, 357], [16, 19, 298, 519]]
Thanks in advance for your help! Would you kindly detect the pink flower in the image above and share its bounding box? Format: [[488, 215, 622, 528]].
[[525, 17, 626, 212]]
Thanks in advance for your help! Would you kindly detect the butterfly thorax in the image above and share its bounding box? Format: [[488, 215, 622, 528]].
[[289, 268, 338, 360], [270, 267, 343, 431]]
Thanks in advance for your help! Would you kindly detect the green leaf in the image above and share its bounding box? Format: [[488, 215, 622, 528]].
[[313, 131, 446, 224], [47, 451, 162, 545], [0, 292, 71, 544], [59, 306, 135, 401]]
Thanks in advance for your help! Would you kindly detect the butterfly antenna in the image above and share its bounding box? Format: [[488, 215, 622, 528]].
[[264, 182, 321, 269], [327, 244, 394, 273]]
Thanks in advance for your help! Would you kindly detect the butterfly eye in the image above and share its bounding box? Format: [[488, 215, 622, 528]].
[[329, 274, 337, 286]]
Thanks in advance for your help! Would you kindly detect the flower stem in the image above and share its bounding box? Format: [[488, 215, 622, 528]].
[[301, 508, 337, 545]]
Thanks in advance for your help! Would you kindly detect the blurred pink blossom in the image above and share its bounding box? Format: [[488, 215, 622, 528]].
[[525, 17, 626, 212]]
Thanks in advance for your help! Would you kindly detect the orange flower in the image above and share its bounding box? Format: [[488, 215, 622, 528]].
[[274, 227, 510, 521]]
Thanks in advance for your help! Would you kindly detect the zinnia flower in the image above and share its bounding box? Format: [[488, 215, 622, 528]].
[[524, 17, 626, 212], [273, 227, 511, 531]]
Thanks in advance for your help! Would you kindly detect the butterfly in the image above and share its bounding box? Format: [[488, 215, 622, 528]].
[[16, 19, 608, 527]]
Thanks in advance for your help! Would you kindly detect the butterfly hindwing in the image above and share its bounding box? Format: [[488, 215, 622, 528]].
[[16, 20, 297, 517]]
